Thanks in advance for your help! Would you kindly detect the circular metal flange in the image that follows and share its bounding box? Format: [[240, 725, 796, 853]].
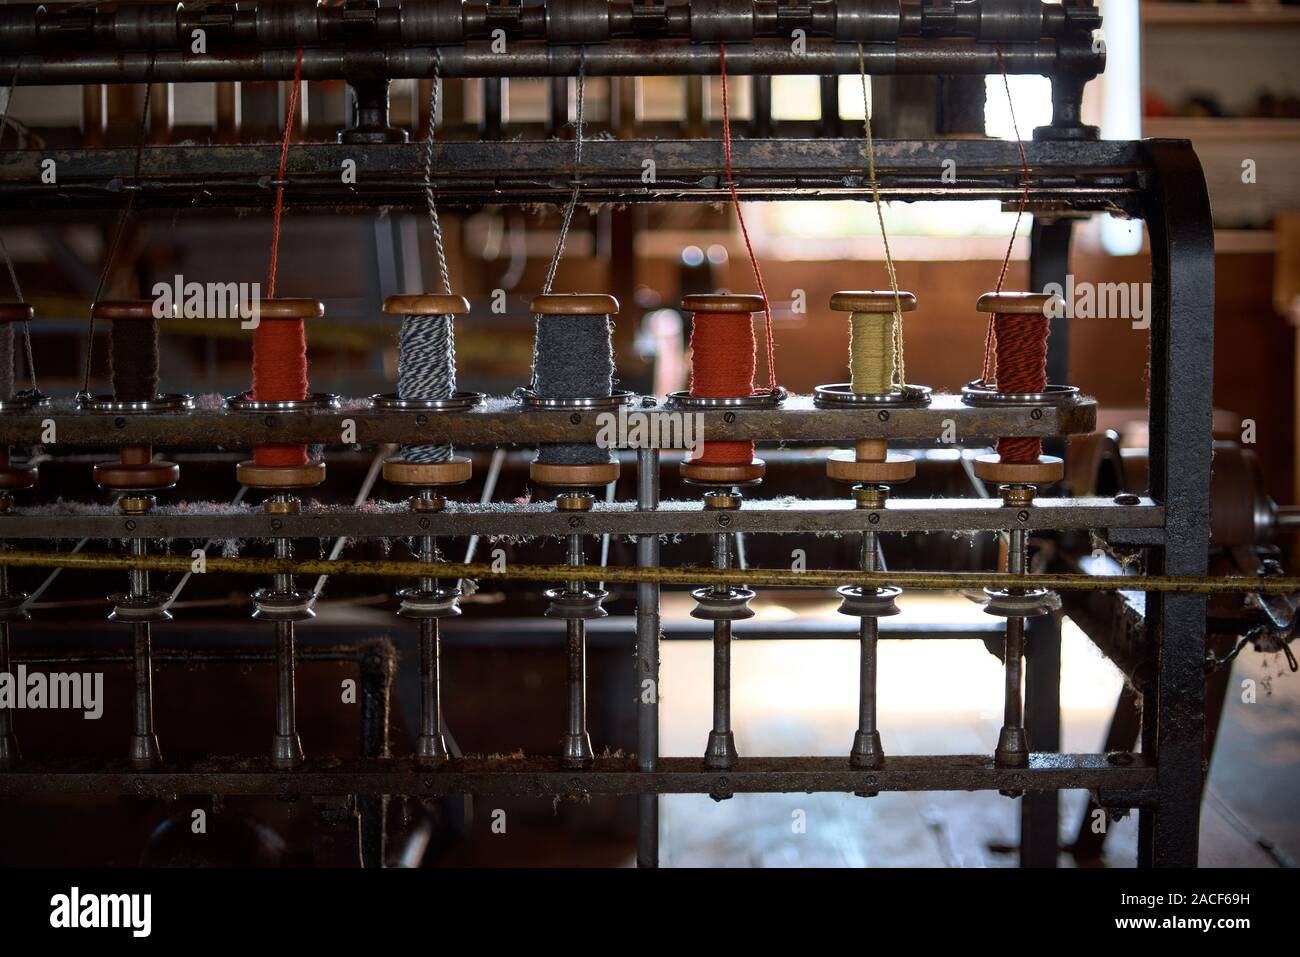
[[0, 390, 50, 414], [517, 389, 634, 411], [107, 592, 173, 623], [813, 383, 932, 408], [396, 585, 463, 620], [544, 586, 609, 620], [665, 387, 787, 410], [0, 593, 30, 621], [960, 381, 1080, 407], [81, 393, 194, 414], [369, 391, 485, 412], [251, 588, 317, 622], [981, 588, 1060, 619], [225, 393, 340, 413], [836, 584, 903, 618], [689, 586, 756, 621]]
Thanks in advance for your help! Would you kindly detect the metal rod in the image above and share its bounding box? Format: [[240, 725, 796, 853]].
[[416, 618, 448, 766], [0, 40, 1094, 85], [635, 447, 660, 868], [704, 523, 738, 771], [850, 527, 883, 770], [0, 550, 1292, 596], [562, 618, 593, 769], [995, 527, 1030, 770], [0, 618, 17, 769]]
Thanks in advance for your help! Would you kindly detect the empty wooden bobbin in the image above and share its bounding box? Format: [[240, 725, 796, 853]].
[[384, 458, 473, 487], [975, 291, 1059, 317], [95, 445, 180, 491], [827, 438, 916, 484], [972, 453, 1064, 485], [235, 459, 327, 489], [679, 293, 767, 485]]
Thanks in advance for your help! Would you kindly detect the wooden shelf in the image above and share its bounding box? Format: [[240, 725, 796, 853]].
[[1143, 116, 1300, 140], [1142, 3, 1300, 27]]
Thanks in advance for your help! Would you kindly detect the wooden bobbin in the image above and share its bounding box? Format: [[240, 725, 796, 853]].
[[253, 298, 324, 320], [531, 293, 620, 316], [680, 458, 766, 484], [680, 293, 768, 485], [976, 291, 1060, 316], [681, 293, 765, 315], [90, 299, 173, 321], [530, 460, 621, 487], [829, 290, 917, 314], [235, 460, 327, 488], [95, 446, 180, 491], [827, 438, 915, 484], [384, 457, 473, 487], [974, 290, 1064, 485], [973, 453, 1064, 485], [382, 295, 471, 316]]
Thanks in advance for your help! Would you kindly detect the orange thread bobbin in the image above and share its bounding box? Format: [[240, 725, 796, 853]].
[[972, 291, 1065, 486], [237, 298, 327, 488], [681, 294, 767, 485]]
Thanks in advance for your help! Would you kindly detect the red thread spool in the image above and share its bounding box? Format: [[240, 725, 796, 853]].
[[973, 291, 1064, 486], [681, 294, 767, 484], [250, 298, 321, 469]]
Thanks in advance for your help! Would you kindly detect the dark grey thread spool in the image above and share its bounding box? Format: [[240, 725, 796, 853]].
[[97, 301, 162, 402], [531, 294, 618, 467], [0, 311, 14, 402]]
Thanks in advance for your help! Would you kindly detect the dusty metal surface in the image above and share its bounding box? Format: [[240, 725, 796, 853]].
[[0, 393, 1097, 446], [0, 753, 1156, 799], [0, 139, 1142, 212], [0, 496, 1161, 539]]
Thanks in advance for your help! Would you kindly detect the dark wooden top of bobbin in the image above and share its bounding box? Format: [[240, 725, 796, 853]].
[[682, 294, 766, 314], [251, 298, 324, 320], [830, 291, 917, 314], [0, 303, 34, 323], [530, 293, 619, 316], [92, 300, 175, 321], [383, 294, 471, 316], [976, 292, 1060, 316]]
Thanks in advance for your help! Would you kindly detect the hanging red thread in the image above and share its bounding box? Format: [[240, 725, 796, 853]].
[[253, 49, 309, 468], [719, 43, 777, 393], [979, 47, 1034, 386], [992, 310, 1050, 463], [689, 309, 757, 466]]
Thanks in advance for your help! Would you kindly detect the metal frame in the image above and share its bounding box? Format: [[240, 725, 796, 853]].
[[0, 0, 1220, 869]]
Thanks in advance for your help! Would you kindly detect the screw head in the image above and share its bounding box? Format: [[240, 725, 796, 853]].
[[877, 409, 890, 422], [1030, 408, 1043, 421]]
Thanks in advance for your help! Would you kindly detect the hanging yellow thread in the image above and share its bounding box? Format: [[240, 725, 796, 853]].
[[858, 43, 906, 391], [848, 310, 895, 394]]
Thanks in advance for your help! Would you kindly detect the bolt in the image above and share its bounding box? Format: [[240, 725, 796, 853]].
[[114, 417, 126, 429], [418, 518, 430, 530], [1113, 492, 1140, 505], [271, 519, 283, 531], [264, 415, 276, 427], [1017, 509, 1030, 523], [568, 516, 582, 529], [877, 409, 890, 422], [124, 519, 137, 532], [641, 396, 657, 408], [868, 512, 880, 525], [416, 414, 428, 426], [569, 413, 582, 425], [717, 514, 732, 528], [1030, 408, 1043, 420], [723, 411, 736, 424]]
